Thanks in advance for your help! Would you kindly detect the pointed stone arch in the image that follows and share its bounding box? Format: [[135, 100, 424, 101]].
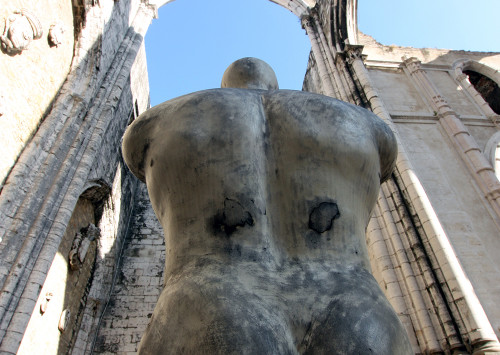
[[151, 0, 359, 46], [484, 131, 500, 181], [452, 59, 500, 122], [153, 0, 313, 17]]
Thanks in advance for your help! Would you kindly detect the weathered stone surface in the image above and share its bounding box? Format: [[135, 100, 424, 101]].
[[0, 1, 74, 186], [0, 9, 42, 54], [122, 58, 411, 354]]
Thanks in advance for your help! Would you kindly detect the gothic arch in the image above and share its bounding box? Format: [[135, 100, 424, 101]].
[[453, 59, 500, 86], [152, 0, 358, 46], [153, 0, 314, 17], [484, 131, 500, 180], [81, 179, 112, 223], [452, 59, 500, 119]]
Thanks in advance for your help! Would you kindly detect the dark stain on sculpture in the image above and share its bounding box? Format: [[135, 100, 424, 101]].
[[137, 141, 150, 176], [308, 201, 340, 233], [212, 198, 254, 236]]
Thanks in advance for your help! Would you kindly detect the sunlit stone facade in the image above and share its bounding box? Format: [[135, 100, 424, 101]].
[[1, 0, 499, 353]]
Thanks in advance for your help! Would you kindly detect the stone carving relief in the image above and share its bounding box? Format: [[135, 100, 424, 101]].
[[1, 9, 43, 55], [39, 292, 53, 314], [48, 22, 65, 47], [68, 224, 100, 270], [58, 309, 70, 332]]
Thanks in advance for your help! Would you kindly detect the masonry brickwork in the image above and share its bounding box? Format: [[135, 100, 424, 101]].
[[94, 184, 164, 355]]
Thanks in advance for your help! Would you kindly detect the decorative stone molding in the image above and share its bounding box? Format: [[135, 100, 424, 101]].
[[452, 59, 500, 124], [58, 309, 70, 332], [484, 131, 500, 180], [301, 14, 336, 97], [48, 23, 65, 48], [0, 9, 43, 55], [39, 292, 53, 314], [402, 56, 500, 222], [68, 224, 100, 271], [344, 44, 365, 65]]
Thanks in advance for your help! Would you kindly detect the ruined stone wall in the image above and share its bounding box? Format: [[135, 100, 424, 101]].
[[0, 0, 74, 186], [302, 26, 500, 352], [94, 184, 164, 355], [357, 33, 500, 339], [0, 1, 155, 352], [17, 198, 97, 355]]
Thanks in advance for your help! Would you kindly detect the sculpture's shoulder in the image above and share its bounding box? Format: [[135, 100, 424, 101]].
[[262, 90, 397, 182], [122, 89, 263, 181]]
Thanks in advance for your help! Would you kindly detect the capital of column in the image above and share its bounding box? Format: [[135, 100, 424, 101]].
[[456, 73, 468, 82], [300, 14, 314, 31], [343, 44, 365, 65], [402, 56, 423, 74], [141, 1, 159, 18]]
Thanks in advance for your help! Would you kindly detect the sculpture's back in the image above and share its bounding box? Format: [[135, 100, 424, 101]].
[[122, 58, 412, 354]]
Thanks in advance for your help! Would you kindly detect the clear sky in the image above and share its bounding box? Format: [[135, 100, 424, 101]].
[[145, 0, 500, 107]]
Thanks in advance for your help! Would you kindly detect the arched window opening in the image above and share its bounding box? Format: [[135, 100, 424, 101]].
[[464, 70, 500, 114], [484, 131, 500, 181], [145, 0, 311, 106]]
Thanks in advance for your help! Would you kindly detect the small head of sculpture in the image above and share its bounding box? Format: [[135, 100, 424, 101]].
[[221, 57, 279, 90]]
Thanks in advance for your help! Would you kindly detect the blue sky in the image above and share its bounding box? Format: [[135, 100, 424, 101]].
[[145, 0, 500, 106]]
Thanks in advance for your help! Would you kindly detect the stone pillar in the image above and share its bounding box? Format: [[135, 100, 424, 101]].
[[301, 15, 337, 98], [346, 45, 500, 353], [402, 56, 500, 224], [309, 11, 350, 102]]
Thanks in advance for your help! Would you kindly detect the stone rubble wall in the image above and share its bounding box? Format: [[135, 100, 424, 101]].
[[94, 183, 164, 355]]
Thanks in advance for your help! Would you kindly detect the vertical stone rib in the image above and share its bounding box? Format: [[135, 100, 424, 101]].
[[383, 179, 464, 351], [367, 206, 420, 353], [377, 188, 442, 353], [301, 16, 337, 98], [310, 11, 350, 102], [345, 45, 500, 352], [402, 56, 500, 226]]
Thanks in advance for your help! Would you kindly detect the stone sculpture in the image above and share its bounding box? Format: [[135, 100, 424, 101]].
[[122, 57, 413, 354], [68, 224, 100, 271], [48, 22, 65, 48], [1, 9, 43, 55]]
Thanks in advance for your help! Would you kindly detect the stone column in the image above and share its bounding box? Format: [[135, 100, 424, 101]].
[[310, 11, 350, 102], [346, 45, 500, 353], [402, 56, 500, 223], [301, 15, 337, 98]]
